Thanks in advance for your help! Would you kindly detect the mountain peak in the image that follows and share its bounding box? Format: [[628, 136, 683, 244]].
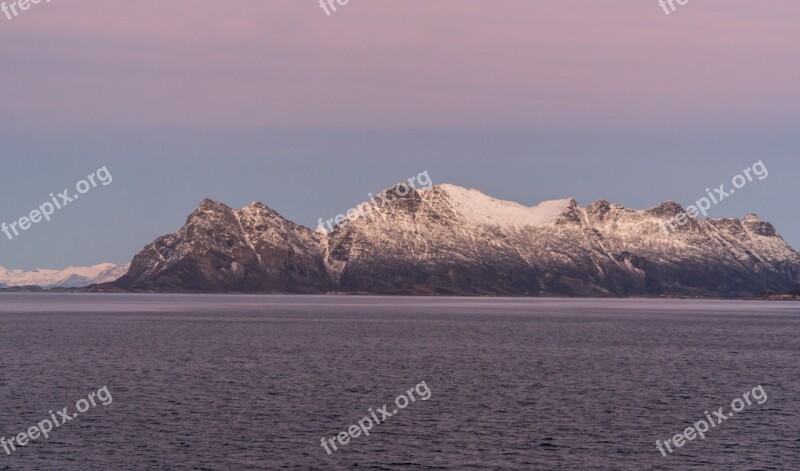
[[434, 184, 573, 229], [199, 198, 231, 209], [646, 201, 685, 217], [743, 213, 776, 236]]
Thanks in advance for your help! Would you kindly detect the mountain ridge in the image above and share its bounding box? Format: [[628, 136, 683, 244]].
[[105, 183, 799, 297]]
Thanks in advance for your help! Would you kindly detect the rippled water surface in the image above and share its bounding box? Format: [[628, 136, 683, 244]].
[[0, 294, 798, 470]]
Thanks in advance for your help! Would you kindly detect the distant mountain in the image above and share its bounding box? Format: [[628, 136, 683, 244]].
[[109, 184, 800, 297], [0, 263, 130, 288]]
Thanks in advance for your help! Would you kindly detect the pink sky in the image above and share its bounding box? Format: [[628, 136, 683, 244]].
[[1, 0, 798, 132]]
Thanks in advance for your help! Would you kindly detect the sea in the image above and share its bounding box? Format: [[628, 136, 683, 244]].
[[0, 294, 797, 470]]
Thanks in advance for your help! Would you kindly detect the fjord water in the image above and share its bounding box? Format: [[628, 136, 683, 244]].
[[0, 295, 797, 470]]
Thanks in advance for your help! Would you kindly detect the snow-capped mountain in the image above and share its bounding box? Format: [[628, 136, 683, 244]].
[[111, 184, 800, 297], [0, 263, 130, 288]]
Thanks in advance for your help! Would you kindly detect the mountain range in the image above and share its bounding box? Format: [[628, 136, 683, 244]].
[[103, 183, 800, 297], [0, 263, 130, 289]]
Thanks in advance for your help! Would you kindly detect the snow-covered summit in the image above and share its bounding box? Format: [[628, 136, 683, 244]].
[[433, 184, 573, 229]]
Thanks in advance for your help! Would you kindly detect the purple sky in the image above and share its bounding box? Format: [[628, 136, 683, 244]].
[[1, 1, 799, 269], [2, 0, 798, 132]]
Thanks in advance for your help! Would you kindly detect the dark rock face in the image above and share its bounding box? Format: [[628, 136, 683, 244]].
[[646, 201, 685, 218], [109, 185, 800, 297]]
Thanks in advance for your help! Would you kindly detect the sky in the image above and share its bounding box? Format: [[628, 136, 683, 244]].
[[1, 0, 799, 269]]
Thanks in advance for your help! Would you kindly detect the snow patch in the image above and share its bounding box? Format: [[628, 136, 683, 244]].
[[436, 184, 572, 229]]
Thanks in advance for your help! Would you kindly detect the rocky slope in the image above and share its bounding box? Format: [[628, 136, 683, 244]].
[[113, 200, 330, 292], [108, 184, 800, 297]]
